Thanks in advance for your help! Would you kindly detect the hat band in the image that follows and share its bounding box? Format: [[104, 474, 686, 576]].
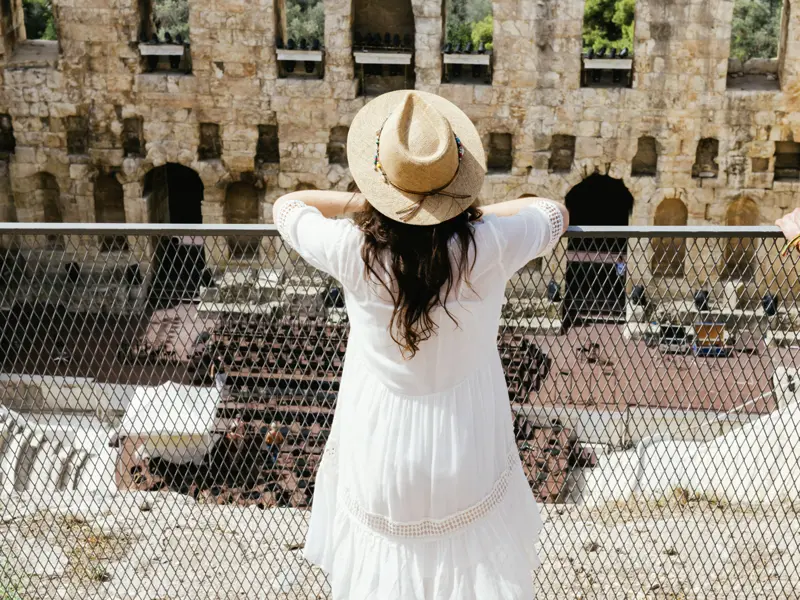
[[374, 124, 469, 223]]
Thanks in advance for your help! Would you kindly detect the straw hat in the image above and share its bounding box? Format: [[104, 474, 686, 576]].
[[348, 90, 486, 226]]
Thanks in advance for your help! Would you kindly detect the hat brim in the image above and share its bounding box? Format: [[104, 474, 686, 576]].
[[347, 90, 486, 226]]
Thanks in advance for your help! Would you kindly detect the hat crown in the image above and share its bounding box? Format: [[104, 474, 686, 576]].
[[379, 93, 460, 195]]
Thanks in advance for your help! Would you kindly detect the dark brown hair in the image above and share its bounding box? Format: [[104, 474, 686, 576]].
[[354, 203, 482, 358]]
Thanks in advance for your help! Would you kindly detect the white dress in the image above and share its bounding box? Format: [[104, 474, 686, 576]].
[[276, 199, 564, 600]]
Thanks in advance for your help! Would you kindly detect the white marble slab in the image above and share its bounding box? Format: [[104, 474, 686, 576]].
[[443, 53, 491, 65], [583, 58, 633, 70], [276, 49, 323, 62], [138, 43, 185, 57], [353, 51, 412, 65]]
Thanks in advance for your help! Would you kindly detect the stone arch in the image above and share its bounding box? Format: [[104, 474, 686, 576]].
[[225, 180, 261, 260], [722, 196, 759, 279], [563, 174, 634, 328], [94, 172, 128, 251], [143, 163, 204, 224], [143, 163, 206, 306], [651, 197, 688, 277]]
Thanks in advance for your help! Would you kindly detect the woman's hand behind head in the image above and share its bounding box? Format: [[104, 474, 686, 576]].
[[776, 208, 800, 241]]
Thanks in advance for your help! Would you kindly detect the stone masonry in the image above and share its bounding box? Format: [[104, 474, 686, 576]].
[[0, 0, 797, 280]]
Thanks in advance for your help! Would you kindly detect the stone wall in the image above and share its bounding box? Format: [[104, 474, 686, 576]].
[[0, 0, 796, 267]]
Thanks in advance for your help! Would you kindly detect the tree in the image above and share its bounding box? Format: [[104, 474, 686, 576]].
[[286, 0, 324, 44], [582, 0, 635, 52], [445, 0, 492, 49], [23, 0, 56, 41], [153, 0, 189, 42], [730, 0, 782, 61]]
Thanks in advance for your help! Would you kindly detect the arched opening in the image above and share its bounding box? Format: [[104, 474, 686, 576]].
[[722, 196, 759, 279], [143, 163, 206, 306], [37, 172, 62, 248], [352, 0, 415, 95], [94, 173, 128, 252], [225, 181, 261, 260], [563, 174, 634, 328], [651, 197, 687, 277]]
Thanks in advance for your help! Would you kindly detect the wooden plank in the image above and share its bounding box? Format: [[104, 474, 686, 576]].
[[353, 51, 412, 65], [443, 53, 491, 66]]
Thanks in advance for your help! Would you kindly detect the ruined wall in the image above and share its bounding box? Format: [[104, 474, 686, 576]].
[[0, 0, 796, 261]]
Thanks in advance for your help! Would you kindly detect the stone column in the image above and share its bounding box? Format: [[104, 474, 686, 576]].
[[325, 0, 356, 95], [411, 0, 442, 91]]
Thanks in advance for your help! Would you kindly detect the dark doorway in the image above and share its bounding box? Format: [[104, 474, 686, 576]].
[[144, 164, 207, 307], [563, 174, 634, 330]]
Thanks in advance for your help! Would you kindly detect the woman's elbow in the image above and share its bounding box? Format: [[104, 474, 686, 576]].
[[558, 202, 570, 232]]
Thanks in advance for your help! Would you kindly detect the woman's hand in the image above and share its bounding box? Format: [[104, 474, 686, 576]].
[[776, 208, 800, 242]]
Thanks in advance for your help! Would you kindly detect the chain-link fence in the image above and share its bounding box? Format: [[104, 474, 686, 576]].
[[0, 223, 798, 599]]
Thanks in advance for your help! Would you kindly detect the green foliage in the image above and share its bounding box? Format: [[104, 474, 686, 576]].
[[582, 0, 635, 52], [445, 0, 493, 49], [730, 0, 782, 61], [471, 15, 493, 50], [286, 0, 324, 44], [22, 0, 56, 41], [153, 0, 189, 42]]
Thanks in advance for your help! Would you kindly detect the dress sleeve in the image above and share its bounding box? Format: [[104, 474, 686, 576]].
[[275, 198, 360, 285], [490, 200, 565, 277]]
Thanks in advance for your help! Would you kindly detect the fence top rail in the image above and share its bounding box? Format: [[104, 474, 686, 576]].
[[0, 223, 785, 238]]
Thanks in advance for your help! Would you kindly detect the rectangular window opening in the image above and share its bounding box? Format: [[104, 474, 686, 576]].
[[352, 0, 415, 96], [327, 126, 348, 167], [198, 123, 222, 161], [487, 133, 512, 173], [256, 125, 280, 166], [691, 138, 719, 179], [442, 0, 493, 85], [580, 0, 635, 88], [727, 0, 783, 91], [138, 0, 191, 74], [774, 141, 800, 180], [548, 134, 575, 173], [275, 0, 325, 79], [631, 136, 657, 177]]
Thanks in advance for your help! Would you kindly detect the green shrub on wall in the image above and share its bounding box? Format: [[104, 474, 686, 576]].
[[154, 0, 190, 42], [445, 0, 493, 50], [730, 0, 782, 61], [582, 0, 635, 53], [23, 0, 56, 41], [286, 0, 325, 44]]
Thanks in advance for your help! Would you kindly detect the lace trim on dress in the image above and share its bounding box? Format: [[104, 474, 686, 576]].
[[275, 198, 309, 247], [331, 447, 520, 539], [531, 200, 564, 256]]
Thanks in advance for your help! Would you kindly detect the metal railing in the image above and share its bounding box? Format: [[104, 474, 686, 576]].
[[0, 223, 797, 599]]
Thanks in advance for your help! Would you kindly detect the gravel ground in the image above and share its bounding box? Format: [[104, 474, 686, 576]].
[[1, 490, 799, 599]]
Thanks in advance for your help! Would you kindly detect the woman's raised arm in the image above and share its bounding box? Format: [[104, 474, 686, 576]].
[[481, 197, 570, 230], [273, 190, 367, 220]]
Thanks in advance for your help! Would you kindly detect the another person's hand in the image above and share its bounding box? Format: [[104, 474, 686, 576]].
[[776, 208, 800, 242]]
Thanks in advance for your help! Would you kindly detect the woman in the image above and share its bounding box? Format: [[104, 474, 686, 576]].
[[273, 91, 568, 599]]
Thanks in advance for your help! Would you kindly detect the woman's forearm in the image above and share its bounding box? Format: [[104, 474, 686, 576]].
[[481, 197, 570, 228], [274, 190, 367, 219]]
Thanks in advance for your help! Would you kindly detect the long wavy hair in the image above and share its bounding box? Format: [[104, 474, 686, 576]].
[[354, 202, 482, 358]]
